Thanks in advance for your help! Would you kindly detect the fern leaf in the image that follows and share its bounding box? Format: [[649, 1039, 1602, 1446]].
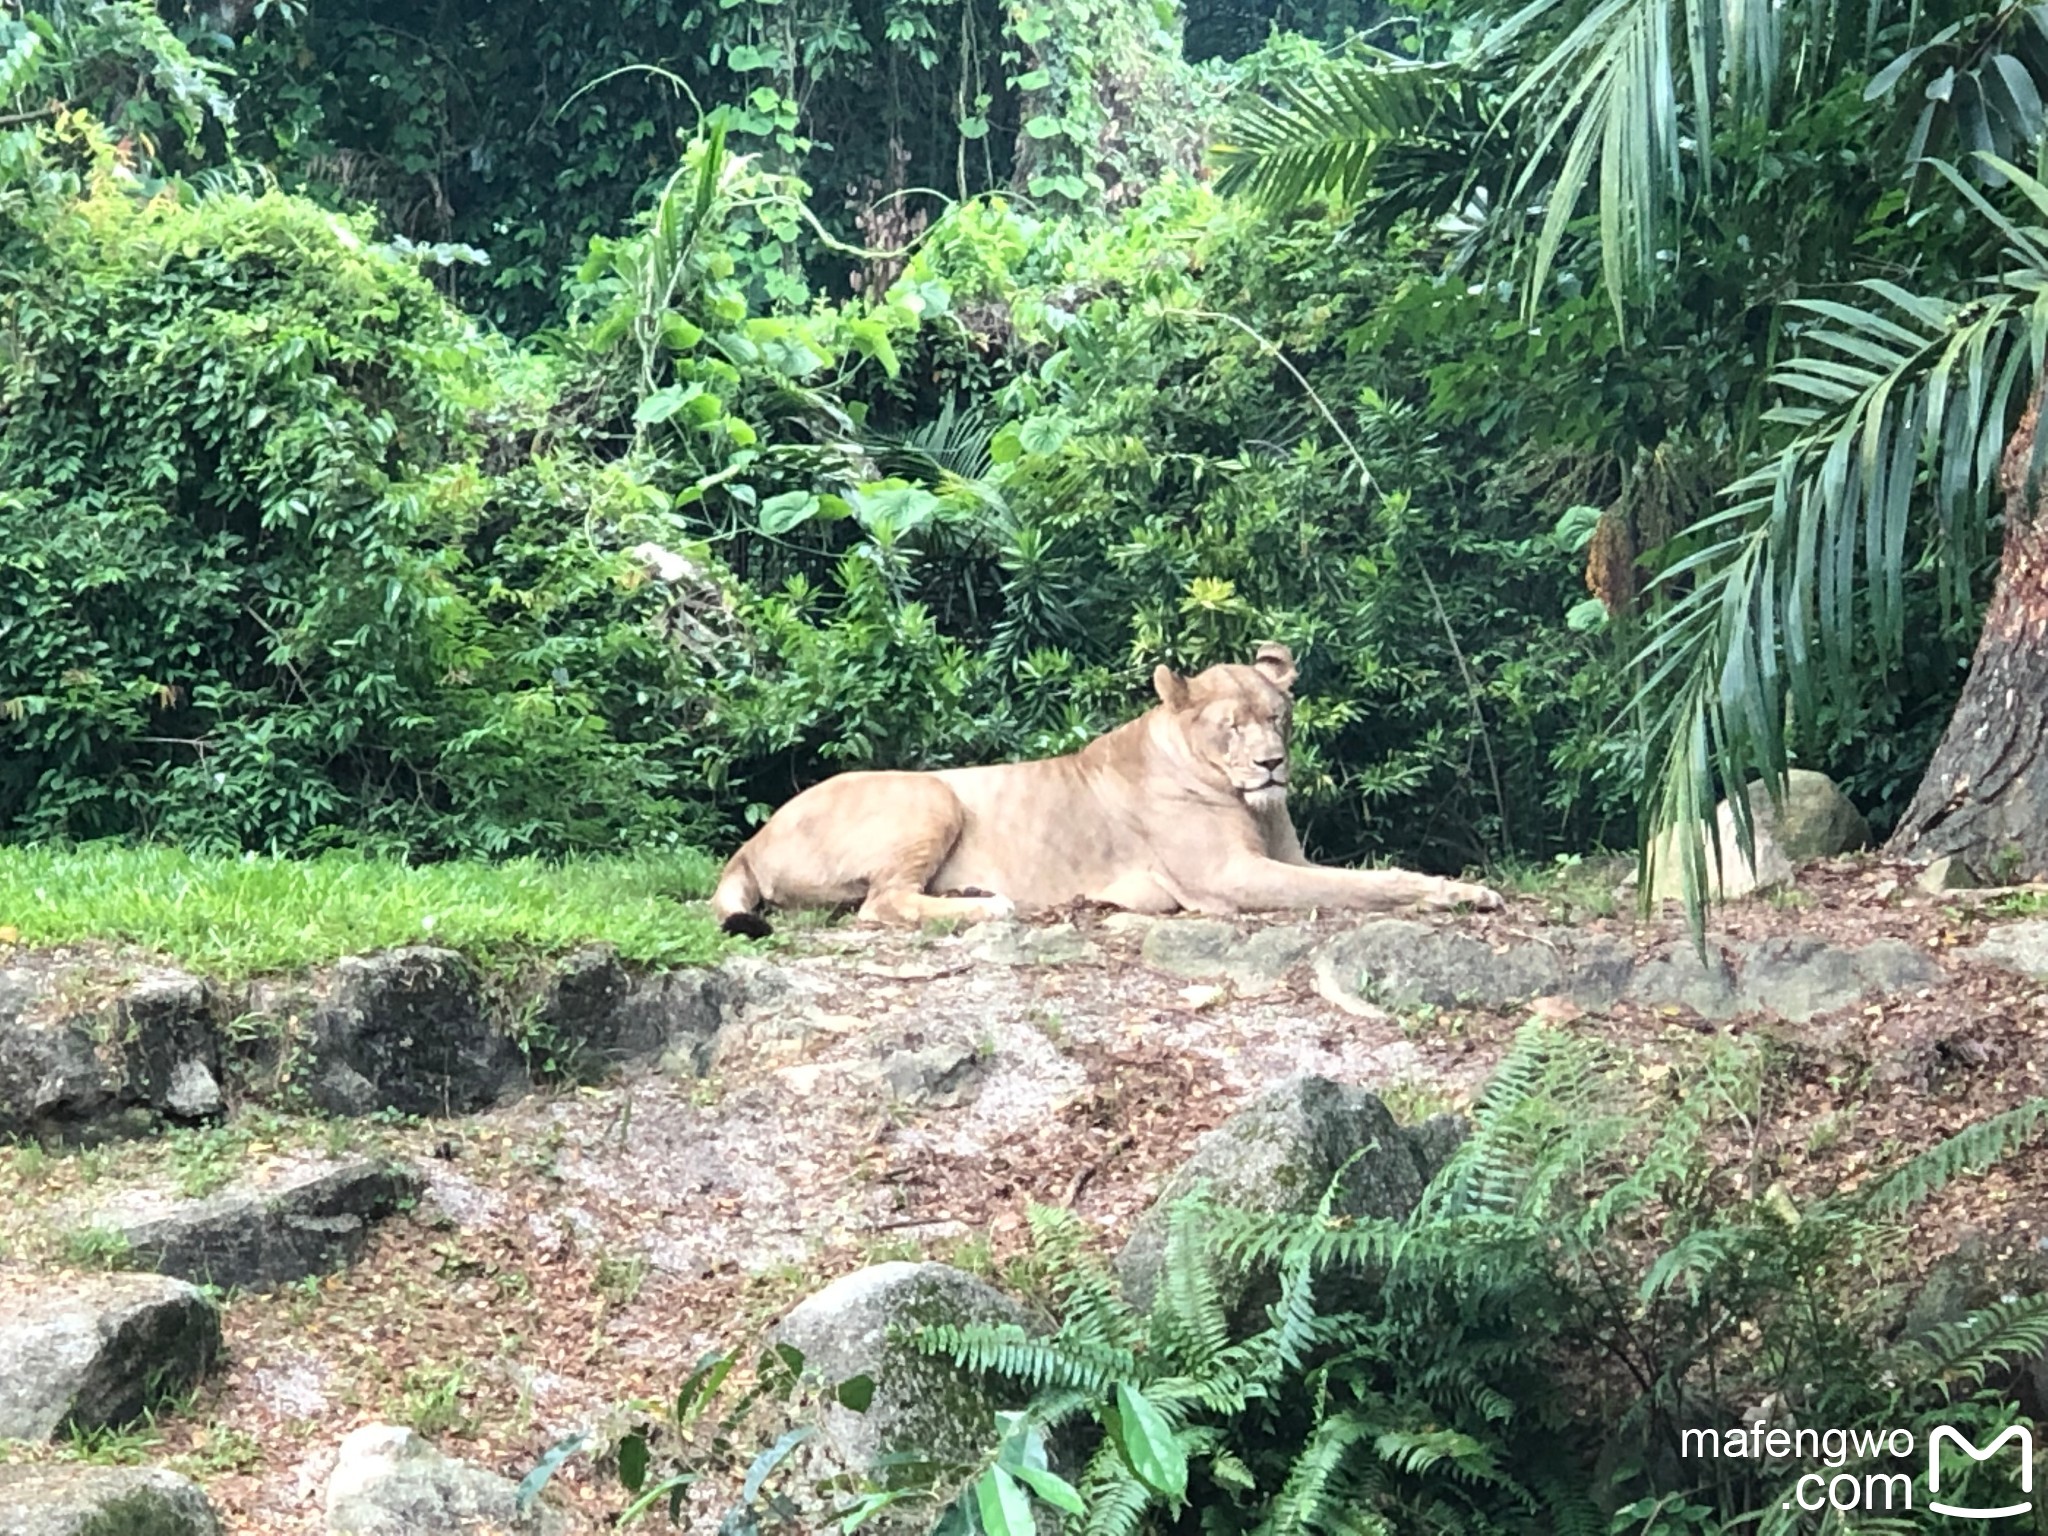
[[1858, 1098, 2048, 1217], [1892, 1294, 2048, 1395]]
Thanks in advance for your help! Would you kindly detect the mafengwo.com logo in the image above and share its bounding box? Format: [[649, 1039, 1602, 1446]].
[[1681, 1419, 2035, 1519], [1928, 1426, 2033, 1520]]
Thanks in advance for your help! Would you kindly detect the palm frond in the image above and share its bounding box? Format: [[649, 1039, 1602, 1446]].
[[1213, 59, 1488, 217], [1635, 152, 2048, 929]]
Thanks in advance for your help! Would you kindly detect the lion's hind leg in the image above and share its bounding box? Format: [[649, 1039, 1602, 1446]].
[[849, 777, 1014, 927]]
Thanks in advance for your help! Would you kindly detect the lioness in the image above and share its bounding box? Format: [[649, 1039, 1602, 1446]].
[[711, 643, 1504, 934]]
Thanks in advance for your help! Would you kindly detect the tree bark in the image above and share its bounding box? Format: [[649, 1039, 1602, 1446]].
[[1888, 388, 2048, 878]]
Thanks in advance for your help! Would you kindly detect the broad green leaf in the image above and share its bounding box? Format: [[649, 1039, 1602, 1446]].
[[758, 491, 819, 536], [633, 385, 695, 426], [974, 1466, 1035, 1535], [846, 318, 901, 378], [1011, 1465, 1085, 1513], [1113, 1383, 1187, 1498], [835, 1374, 876, 1412], [617, 1429, 649, 1493]]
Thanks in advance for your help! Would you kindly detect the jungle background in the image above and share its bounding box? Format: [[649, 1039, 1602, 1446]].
[[5, 0, 2047, 879]]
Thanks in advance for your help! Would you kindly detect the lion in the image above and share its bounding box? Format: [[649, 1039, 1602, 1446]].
[[711, 642, 1504, 934]]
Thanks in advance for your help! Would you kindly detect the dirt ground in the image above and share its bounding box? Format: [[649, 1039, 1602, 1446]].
[[5, 857, 2048, 1533]]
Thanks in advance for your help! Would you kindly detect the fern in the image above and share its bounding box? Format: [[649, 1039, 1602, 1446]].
[[1890, 1294, 2048, 1396], [898, 1045, 2048, 1536], [916, 1321, 1134, 1395], [1857, 1097, 2048, 1217], [1264, 1410, 1377, 1535]]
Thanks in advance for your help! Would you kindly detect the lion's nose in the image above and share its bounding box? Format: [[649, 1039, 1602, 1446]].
[[1255, 754, 1285, 772]]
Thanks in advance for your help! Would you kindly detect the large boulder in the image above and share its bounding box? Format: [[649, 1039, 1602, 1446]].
[[0, 964, 223, 1144], [774, 1262, 1032, 1501], [0, 1272, 220, 1439], [1116, 1076, 1455, 1312], [326, 1424, 567, 1535], [0, 1465, 221, 1536], [1746, 770, 1871, 862], [1311, 921, 1633, 1014], [1647, 771, 1868, 902], [256, 948, 519, 1117], [1648, 801, 1795, 902], [87, 1155, 421, 1290]]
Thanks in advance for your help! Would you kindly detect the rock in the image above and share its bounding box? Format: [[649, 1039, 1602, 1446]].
[[1311, 921, 1631, 1014], [1745, 770, 1871, 862], [326, 1423, 566, 1535], [0, 1272, 220, 1439], [1916, 854, 1979, 893], [1895, 1230, 2048, 1417], [627, 966, 738, 1078], [1732, 937, 1941, 1022], [0, 1464, 222, 1536], [88, 1156, 421, 1289], [1116, 1077, 1445, 1312], [1963, 920, 2048, 981], [165, 1059, 224, 1119], [1648, 800, 1795, 901], [774, 1262, 1030, 1498], [0, 964, 223, 1145], [1626, 945, 1740, 1019], [523, 948, 732, 1081], [1407, 1112, 1470, 1181], [1098, 912, 1157, 937], [879, 1042, 986, 1107], [1140, 920, 1241, 979], [290, 948, 518, 1117], [1143, 921, 1316, 996], [964, 921, 1097, 967], [112, 972, 227, 1126]]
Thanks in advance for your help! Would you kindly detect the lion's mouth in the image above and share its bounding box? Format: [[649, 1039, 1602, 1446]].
[[1243, 784, 1288, 809]]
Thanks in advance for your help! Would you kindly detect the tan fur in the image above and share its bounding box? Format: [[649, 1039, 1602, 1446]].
[[711, 643, 1504, 931]]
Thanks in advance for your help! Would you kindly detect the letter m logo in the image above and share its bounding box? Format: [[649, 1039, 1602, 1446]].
[[1929, 1424, 2034, 1520]]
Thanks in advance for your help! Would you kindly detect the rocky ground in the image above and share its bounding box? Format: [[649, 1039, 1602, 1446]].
[[4, 855, 2048, 1533]]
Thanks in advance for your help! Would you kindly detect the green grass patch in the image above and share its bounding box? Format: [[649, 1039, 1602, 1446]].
[[0, 844, 726, 977]]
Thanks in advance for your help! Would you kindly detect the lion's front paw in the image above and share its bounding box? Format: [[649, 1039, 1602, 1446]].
[[1425, 879, 1504, 912], [974, 893, 1017, 921]]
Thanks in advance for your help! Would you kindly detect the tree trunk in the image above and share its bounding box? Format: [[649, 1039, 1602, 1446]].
[[1888, 389, 2048, 878]]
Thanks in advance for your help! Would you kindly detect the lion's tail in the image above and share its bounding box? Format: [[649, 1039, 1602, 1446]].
[[711, 844, 773, 939]]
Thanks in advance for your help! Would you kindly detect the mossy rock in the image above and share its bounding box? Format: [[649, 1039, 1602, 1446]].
[[1115, 1076, 1457, 1314], [775, 1262, 1031, 1511]]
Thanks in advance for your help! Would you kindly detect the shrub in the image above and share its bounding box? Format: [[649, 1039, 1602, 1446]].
[[0, 171, 719, 856]]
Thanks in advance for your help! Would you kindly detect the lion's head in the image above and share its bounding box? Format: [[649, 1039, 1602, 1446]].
[[1152, 642, 1298, 807]]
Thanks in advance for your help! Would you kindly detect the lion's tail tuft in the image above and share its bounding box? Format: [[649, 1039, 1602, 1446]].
[[711, 848, 773, 940]]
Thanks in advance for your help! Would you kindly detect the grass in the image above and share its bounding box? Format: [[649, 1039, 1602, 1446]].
[[1491, 850, 1626, 920], [0, 844, 726, 977]]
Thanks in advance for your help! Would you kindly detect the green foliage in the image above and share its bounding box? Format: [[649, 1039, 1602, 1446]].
[[0, 844, 721, 976], [1633, 154, 2048, 918], [920, 1031, 2048, 1533], [0, 168, 738, 858]]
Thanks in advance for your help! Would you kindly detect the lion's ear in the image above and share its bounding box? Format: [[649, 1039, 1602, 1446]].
[[1153, 664, 1191, 710], [1252, 642, 1297, 692]]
